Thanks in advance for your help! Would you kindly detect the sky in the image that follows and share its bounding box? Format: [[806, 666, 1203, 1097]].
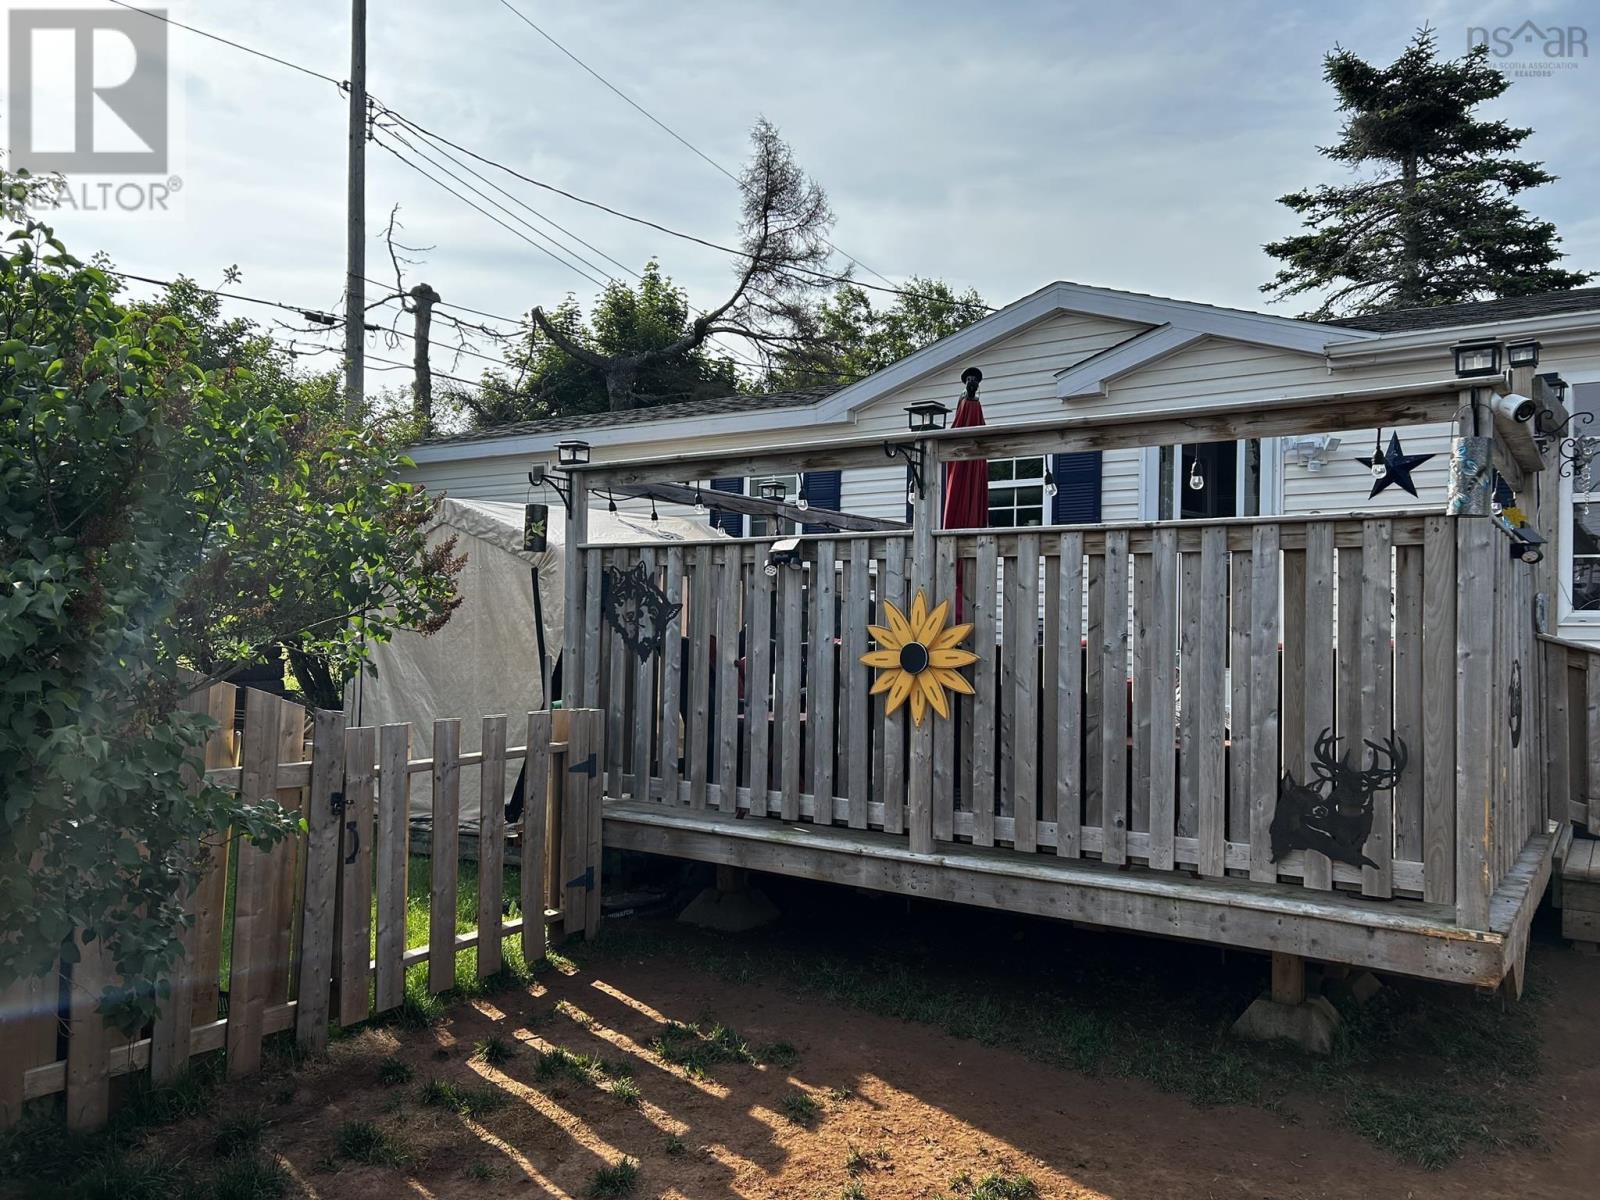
[[22, 0, 1600, 386]]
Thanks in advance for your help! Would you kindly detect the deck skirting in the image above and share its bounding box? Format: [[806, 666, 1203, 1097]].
[[603, 800, 1555, 989]]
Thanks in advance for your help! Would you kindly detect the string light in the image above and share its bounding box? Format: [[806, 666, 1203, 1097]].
[[1187, 459, 1204, 491], [1369, 429, 1388, 479]]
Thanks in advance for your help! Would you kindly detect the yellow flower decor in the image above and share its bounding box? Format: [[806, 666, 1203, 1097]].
[[861, 589, 978, 726]]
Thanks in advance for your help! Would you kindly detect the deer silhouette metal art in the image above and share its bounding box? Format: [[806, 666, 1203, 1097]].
[[1270, 728, 1408, 871]]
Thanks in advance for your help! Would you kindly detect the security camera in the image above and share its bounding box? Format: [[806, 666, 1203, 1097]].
[[1491, 393, 1537, 424]]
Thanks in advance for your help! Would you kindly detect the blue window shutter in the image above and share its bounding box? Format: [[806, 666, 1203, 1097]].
[[1051, 452, 1102, 524], [800, 470, 841, 534], [710, 477, 743, 536]]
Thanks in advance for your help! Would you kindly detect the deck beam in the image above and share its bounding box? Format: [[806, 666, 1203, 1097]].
[[603, 800, 1554, 989]]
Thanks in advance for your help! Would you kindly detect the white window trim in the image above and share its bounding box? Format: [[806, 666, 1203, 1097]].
[[1557, 371, 1600, 625], [1138, 439, 1282, 521], [986, 454, 1049, 528], [746, 472, 800, 538]]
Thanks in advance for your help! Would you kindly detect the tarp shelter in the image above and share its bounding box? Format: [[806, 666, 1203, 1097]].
[[351, 497, 724, 824]]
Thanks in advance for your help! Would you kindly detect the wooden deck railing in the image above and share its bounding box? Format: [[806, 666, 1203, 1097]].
[[1540, 634, 1600, 837], [577, 507, 1543, 925]]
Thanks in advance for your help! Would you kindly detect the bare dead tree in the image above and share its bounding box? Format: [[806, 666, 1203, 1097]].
[[528, 118, 839, 410]]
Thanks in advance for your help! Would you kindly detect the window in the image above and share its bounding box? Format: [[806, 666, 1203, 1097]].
[[1568, 384, 1600, 615], [1151, 439, 1264, 520], [747, 473, 799, 537], [987, 456, 1047, 527]]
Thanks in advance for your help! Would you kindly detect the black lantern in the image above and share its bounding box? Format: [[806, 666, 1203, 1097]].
[[1539, 372, 1569, 405], [556, 439, 591, 468], [1506, 341, 1541, 370], [905, 401, 950, 433], [1453, 342, 1501, 378], [758, 478, 787, 502]]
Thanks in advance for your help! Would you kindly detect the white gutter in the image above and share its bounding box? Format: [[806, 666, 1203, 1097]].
[[406, 401, 853, 465]]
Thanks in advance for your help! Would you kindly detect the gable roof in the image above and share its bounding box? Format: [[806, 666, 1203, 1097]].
[[417, 385, 834, 448], [1324, 288, 1600, 334]]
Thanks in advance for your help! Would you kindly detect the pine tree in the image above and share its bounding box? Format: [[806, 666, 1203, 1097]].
[[1262, 26, 1592, 319]]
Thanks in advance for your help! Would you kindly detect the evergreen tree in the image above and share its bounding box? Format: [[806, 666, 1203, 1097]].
[[1263, 26, 1592, 318]]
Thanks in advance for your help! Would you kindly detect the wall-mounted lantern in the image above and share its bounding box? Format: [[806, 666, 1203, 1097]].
[[556, 439, 591, 468], [758, 478, 788, 503]]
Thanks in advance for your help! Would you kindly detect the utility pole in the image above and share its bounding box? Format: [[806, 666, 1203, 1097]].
[[409, 282, 440, 432], [343, 0, 367, 422]]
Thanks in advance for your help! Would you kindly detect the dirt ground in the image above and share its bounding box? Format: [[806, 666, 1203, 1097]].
[[154, 921, 1600, 1200]]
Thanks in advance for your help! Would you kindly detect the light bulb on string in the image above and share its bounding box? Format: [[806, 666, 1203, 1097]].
[[1187, 461, 1204, 491], [796, 497, 809, 511], [1370, 429, 1387, 478], [650, 500, 659, 523], [693, 487, 706, 514], [607, 493, 617, 514]]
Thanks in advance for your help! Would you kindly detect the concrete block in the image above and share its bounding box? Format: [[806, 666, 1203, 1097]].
[[677, 884, 780, 933], [1231, 993, 1342, 1056]]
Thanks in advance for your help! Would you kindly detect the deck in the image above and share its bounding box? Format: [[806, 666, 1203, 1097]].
[[557, 381, 1570, 991], [604, 800, 1553, 989]]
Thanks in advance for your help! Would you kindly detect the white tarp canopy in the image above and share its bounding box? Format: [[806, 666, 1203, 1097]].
[[350, 497, 723, 823]]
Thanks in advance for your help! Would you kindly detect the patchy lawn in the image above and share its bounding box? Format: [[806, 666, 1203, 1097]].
[[5, 873, 1596, 1200]]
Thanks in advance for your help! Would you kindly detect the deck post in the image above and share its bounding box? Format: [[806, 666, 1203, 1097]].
[[562, 472, 590, 708], [908, 438, 943, 854], [1452, 397, 1497, 930], [1233, 951, 1339, 1055]]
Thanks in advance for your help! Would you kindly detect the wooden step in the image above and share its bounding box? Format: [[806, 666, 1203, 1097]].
[[1560, 836, 1600, 952]]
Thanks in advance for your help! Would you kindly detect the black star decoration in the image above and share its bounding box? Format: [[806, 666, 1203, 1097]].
[[1357, 430, 1435, 499]]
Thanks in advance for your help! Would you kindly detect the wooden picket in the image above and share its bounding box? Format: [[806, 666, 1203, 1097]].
[[3, 684, 592, 1132]]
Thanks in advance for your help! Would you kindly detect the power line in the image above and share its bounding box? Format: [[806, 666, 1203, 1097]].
[[381, 108, 994, 312], [382, 127, 622, 286], [102, 1, 342, 87], [372, 133, 611, 291], [374, 131, 779, 376], [490, 0, 902, 291], [109, 268, 509, 369], [100, 2, 993, 316]]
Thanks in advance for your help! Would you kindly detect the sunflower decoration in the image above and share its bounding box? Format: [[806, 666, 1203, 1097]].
[[861, 589, 978, 726]]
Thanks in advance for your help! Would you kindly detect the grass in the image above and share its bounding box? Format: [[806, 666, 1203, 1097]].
[[585, 1155, 640, 1198], [377, 1057, 414, 1086], [211, 1111, 267, 1158], [840, 1182, 868, 1200], [607, 1077, 642, 1106], [535, 1045, 607, 1085], [663, 1134, 686, 1156], [649, 1019, 796, 1078], [419, 1078, 509, 1117], [333, 1120, 410, 1167], [567, 889, 1552, 1170], [779, 1090, 821, 1125], [209, 1154, 292, 1200], [967, 1172, 1040, 1200], [471, 1036, 518, 1068]]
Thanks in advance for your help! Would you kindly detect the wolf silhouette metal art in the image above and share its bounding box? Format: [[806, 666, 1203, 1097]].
[[1270, 728, 1408, 871], [601, 561, 681, 662]]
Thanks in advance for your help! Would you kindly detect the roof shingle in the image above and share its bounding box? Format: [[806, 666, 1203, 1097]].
[[1324, 288, 1600, 333], [418, 385, 836, 446]]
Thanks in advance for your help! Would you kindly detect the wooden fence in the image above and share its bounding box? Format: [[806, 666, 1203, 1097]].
[[1542, 634, 1600, 838], [575, 508, 1540, 926], [0, 687, 602, 1131]]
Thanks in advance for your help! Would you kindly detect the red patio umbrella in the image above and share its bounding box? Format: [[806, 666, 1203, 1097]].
[[942, 368, 989, 619]]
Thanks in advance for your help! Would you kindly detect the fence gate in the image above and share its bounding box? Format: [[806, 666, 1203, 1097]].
[[0, 691, 603, 1131]]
